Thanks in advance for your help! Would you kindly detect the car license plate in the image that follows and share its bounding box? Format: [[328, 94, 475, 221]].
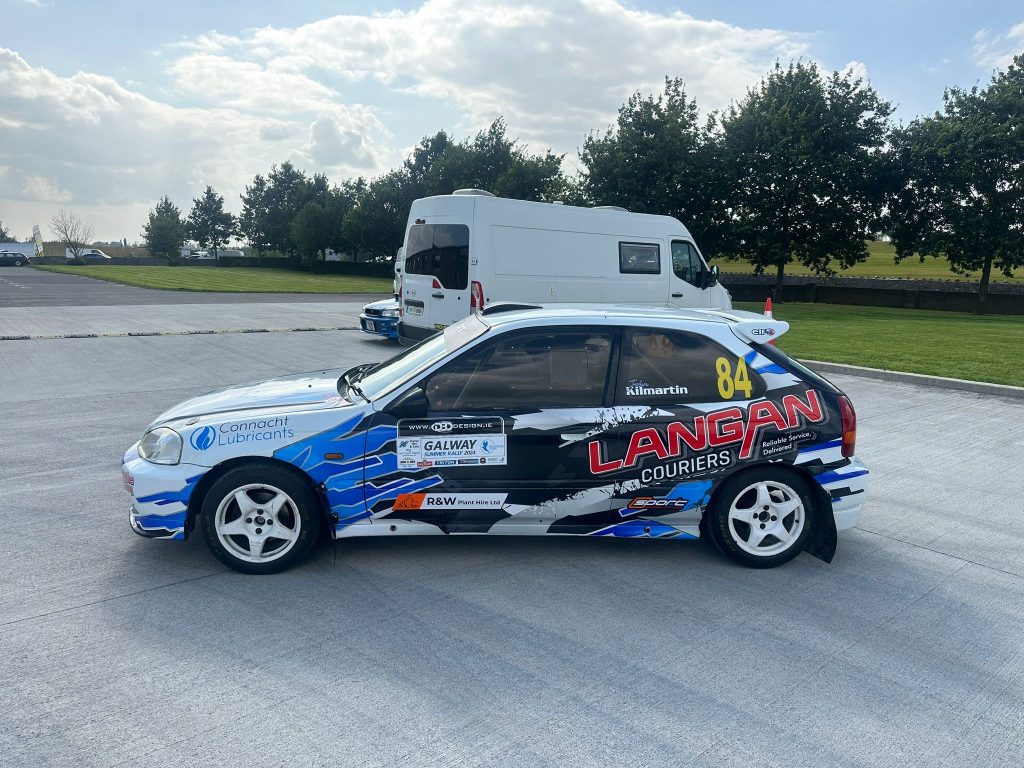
[[405, 304, 423, 316], [365, 320, 375, 331]]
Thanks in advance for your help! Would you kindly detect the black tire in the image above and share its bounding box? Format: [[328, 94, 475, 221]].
[[199, 462, 321, 574], [706, 466, 816, 569]]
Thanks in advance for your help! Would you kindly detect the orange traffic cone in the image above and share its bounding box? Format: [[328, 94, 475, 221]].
[[764, 296, 773, 319]]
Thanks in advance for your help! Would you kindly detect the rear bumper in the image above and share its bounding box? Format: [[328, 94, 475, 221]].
[[816, 458, 869, 531], [398, 321, 439, 347]]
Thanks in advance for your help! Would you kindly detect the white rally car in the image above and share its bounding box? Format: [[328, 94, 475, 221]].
[[122, 306, 868, 574]]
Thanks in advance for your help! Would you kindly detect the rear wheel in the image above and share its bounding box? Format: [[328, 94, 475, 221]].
[[14, 259, 23, 266], [200, 464, 321, 574], [707, 467, 815, 568]]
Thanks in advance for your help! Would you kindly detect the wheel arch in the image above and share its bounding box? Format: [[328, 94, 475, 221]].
[[704, 460, 837, 563], [185, 456, 334, 538]]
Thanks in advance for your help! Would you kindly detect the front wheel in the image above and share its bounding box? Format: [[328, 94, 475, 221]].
[[706, 467, 816, 568], [200, 464, 321, 574]]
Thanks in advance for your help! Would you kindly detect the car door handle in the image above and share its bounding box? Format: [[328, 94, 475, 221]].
[[671, 292, 684, 297], [432, 292, 444, 299]]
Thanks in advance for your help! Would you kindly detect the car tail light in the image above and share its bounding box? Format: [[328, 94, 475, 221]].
[[838, 395, 857, 458], [471, 281, 484, 312], [397, 275, 403, 317]]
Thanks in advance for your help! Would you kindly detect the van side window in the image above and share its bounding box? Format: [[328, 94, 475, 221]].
[[672, 241, 704, 286], [405, 224, 470, 290], [615, 328, 766, 405], [619, 243, 660, 274], [425, 329, 615, 410]]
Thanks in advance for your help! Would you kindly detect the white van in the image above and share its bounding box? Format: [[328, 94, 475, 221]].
[[397, 190, 730, 344]]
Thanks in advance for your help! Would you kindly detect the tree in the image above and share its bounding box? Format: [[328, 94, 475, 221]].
[[50, 209, 94, 260], [186, 186, 236, 263], [717, 62, 893, 295], [142, 196, 187, 264], [239, 174, 272, 256], [422, 119, 566, 201], [341, 169, 412, 260], [0, 220, 11, 241], [290, 201, 333, 269], [886, 53, 1024, 312], [580, 77, 723, 250]]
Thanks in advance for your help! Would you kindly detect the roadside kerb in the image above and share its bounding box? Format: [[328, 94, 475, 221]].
[[803, 359, 1024, 400]]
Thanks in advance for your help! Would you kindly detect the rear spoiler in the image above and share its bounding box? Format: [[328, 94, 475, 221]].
[[700, 309, 790, 345]]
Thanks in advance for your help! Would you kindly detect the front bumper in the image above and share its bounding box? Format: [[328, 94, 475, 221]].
[[122, 447, 207, 540], [359, 313, 399, 339]]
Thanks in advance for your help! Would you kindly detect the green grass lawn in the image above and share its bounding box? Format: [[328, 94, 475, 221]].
[[714, 241, 1023, 283], [35, 265, 393, 294], [736, 302, 1024, 387]]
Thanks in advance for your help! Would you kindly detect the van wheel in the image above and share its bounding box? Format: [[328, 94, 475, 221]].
[[707, 467, 815, 568], [200, 464, 321, 574]]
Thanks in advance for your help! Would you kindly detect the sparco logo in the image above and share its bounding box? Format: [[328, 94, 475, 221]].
[[431, 421, 454, 433]]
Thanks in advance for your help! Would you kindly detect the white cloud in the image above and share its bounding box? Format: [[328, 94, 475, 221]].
[[972, 22, 1024, 70], [1, 1, 816, 238], [174, 0, 809, 152], [0, 47, 391, 238]]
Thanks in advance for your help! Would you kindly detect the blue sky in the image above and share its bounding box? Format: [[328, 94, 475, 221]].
[[1, 0, 1021, 239]]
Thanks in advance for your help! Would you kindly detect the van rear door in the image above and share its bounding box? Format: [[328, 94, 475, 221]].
[[403, 223, 471, 333]]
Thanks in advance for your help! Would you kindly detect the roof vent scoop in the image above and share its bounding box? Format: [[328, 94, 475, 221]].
[[593, 205, 629, 212], [452, 189, 496, 197]]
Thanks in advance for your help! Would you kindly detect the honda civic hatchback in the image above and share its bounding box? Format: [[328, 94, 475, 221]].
[[122, 306, 868, 574]]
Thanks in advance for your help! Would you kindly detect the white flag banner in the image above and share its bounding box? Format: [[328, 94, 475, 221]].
[[32, 225, 43, 258]]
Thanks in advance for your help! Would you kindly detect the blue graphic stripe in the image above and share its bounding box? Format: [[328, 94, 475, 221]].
[[815, 469, 869, 485], [743, 350, 788, 375], [134, 511, 187, 530], [591, 519, 694, 538], [799, 439, 843, 454], [136, 474, 203, 507]]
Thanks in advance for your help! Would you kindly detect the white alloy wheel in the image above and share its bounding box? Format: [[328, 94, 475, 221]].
[[214, 483, 301, 564], [726, 480, 806, 557]]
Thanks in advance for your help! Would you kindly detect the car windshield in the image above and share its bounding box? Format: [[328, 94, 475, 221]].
[[348, 314, 489, 401]]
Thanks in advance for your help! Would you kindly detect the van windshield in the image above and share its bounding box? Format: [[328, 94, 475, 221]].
[[405, 224, 469, 290]]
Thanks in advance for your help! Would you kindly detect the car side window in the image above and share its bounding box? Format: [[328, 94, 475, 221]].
[[672, 241, 704, 286], [425, 328, 615, 411], [615, 328, 766, 405]]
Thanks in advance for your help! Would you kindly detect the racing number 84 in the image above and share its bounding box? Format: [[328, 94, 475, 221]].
[[715, 356, 752, 400]]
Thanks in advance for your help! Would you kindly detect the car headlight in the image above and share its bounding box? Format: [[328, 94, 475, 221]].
[[381, 309, 399, 318], [138, 427, 182, 465]]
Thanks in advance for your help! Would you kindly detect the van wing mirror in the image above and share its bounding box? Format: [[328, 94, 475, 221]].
[[387, 386, 429, 419], [703, 265, 719, 289]]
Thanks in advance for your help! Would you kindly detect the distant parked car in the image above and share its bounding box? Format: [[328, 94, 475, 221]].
[[185, 251, 214, 260], [0, 250, 30, 266], [66, 248, 112, 261]]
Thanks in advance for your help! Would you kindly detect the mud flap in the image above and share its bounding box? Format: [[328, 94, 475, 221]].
[[805, 483, 837, 563]]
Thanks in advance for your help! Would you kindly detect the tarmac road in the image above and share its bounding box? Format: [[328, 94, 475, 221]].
[[1, 330, 1022, 767]]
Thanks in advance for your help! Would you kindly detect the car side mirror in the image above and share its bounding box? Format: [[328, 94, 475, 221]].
[[387, 387, 429, 419]]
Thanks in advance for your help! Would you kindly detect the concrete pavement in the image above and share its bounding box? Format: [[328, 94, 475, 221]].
[[1, 330, 1021, 767]]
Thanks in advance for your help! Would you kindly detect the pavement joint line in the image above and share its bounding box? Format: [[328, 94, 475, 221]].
[[0, 570, 226, 628], [855, 526, 1024, 582], [0, 325, 360, 341], [801, 359, 1024, 400]]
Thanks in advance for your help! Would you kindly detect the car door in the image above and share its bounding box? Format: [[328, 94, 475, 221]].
[[387, 326, 621, 534], [598, 326, 770, 537]]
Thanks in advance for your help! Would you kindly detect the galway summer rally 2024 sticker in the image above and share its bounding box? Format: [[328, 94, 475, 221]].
[[397, 417, 507, 468]]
